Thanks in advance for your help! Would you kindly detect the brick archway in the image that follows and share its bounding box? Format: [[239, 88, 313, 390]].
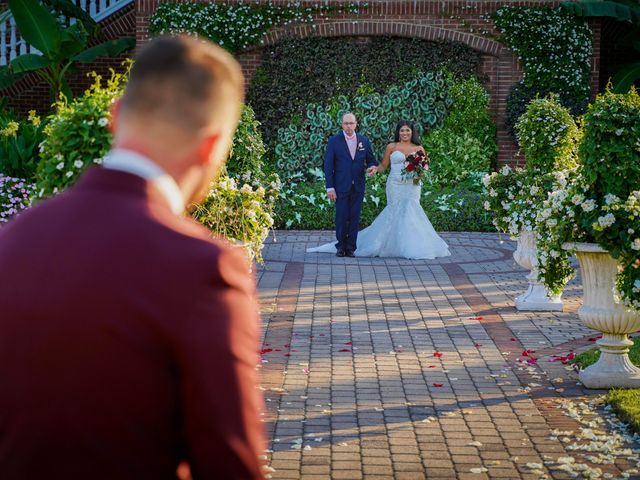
[[237, 18, 517, 163], [256, 20, 506, 57]]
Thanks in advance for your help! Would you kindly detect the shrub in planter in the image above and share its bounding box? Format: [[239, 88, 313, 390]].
[[515, 95, 581, 172], [505, 81, 588, 141], [191, 175, 280, 264], [0, 175, 36, 225], [194, 104, 281, 264], [226, 105, 268, 180], [537, 88, 640, 308], [484, 97, 580, 296]]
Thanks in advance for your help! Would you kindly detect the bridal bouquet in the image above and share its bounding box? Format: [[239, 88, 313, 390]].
[[401, 150, 429, 185]]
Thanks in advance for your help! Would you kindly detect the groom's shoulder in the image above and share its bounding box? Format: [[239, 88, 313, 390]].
[[329, 133, 342, 142]]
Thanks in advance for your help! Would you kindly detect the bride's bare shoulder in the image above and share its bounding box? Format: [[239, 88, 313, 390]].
[[385, 143, 396, 152]]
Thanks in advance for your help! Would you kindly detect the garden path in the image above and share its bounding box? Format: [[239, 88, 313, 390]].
[[255, 231, 639, 479]]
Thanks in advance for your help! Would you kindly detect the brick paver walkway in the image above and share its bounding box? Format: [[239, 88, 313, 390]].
[[255, 231, 640, 480]]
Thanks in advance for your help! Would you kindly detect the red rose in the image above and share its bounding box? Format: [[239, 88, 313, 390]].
[[406, 163, 415, 172]]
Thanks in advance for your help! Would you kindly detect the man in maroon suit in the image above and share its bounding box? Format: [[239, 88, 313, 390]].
[[0, 36, 266, 479]]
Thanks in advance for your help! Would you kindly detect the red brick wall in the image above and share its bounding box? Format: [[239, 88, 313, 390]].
[[3, 1, 603, 168], [1, 3, 135, 116], [136, 0, 602, 166]]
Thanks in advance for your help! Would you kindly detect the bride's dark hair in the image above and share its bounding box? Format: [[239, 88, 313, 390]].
[[394, 120, 422, 145]]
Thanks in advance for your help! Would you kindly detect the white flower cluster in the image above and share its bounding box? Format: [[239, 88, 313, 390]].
[[494, 7, 592, 99], [149, 2, 364, 52]]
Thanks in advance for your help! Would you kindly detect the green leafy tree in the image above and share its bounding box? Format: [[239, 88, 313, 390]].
[[0, 0, 134, 101]]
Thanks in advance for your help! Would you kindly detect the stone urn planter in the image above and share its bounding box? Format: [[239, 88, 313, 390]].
[[564, 242, 640, 388], [512, 229, 563, 311]]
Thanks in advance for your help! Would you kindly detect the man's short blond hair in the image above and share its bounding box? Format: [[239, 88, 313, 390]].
[[121, 35, 244, 135]]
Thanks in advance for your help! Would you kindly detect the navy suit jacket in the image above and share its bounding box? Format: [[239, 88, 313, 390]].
[[324, 133, 377, 193]]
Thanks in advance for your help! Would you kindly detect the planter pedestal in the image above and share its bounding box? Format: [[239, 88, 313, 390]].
[[513, 230, 563, 311], [565, 242, 640, 389]]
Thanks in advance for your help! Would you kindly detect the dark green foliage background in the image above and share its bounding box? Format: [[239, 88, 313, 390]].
[[247, 36, 482, 146]]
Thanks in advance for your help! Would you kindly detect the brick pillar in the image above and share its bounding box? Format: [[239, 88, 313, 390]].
[[589, 17, 602, 98], [495, 49, 523, 167]]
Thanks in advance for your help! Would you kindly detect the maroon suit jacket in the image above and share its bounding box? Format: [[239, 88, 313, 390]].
[[0, 167, 266, 479]]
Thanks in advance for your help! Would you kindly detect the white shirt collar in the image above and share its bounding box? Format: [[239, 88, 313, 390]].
[[343, 131, 357, 141], [102, 148, 185, 215]]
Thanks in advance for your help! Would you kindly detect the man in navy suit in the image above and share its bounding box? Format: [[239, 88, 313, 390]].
[[324, 113, 378, 257]]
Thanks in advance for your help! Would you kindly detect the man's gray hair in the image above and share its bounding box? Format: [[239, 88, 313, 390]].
[[342, 112, 357, 122]]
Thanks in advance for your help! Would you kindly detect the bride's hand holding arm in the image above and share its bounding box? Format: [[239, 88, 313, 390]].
[[377, 144, 393, 173]]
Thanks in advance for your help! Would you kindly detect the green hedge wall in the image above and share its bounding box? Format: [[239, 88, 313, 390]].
[[274, 71, 451, 179], [247, 36, 482, 146]]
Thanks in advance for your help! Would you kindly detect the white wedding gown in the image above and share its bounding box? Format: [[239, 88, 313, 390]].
[[308, 150, 451, 259]]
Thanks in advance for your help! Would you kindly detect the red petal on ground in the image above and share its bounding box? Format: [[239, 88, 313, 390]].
[[433, 352, 443, 357], [338, 348, 350, 352], [319, 334, 325, 336], [474, 343, 483, 347], [259, 348, 273, 354], [284, 354, 290, 357], [345, 341, 353, 345], [526, 358, 538, 365], [522, 350, 529, 357], [469, 316, 484, 320], [428, 365, 437, 368], [511, 338, 517, 341], [432, 383, 444, 387]]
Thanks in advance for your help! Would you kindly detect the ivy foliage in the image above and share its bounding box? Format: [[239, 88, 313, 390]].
[[247, 36, 481, 146], [149, 2, 362, 53], [274, 71, 451, 180], [494, 6, 592, 141]]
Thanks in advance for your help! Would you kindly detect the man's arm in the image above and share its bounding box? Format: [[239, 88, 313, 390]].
[[364, 137, 378, 168], [176, 246, 265, 480], [324, 137, 337, 200]]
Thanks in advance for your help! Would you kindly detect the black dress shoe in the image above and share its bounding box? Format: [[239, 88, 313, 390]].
[[336, 249, 346, 257], [346, 251, 355, 257]]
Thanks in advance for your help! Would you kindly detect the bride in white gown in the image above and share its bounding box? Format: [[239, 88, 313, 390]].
[[308, 121, 451, 259]]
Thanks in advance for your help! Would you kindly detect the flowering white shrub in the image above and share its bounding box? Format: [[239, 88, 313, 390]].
[[192, 171, 280, 265], [493, 6, 592, 100], [149, 2, 364, 53], [534, 88, 640, 308]]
